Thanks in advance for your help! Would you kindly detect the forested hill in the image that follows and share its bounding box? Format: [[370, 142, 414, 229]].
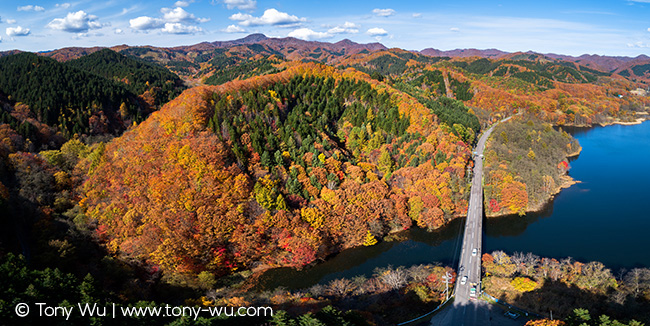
[[81, 63, 474, 276], [0, 53, 145, 138], [0, 35, 649, 325], [66, 49, 186, 106]]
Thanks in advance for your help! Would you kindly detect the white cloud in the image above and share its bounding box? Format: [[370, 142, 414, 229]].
[[413, 13, 422, 18], [288, 28, 332, 40], [56, 3, 71, 9], [161, 7, 203, 23], [74, 32, 104, 39], [162, 22, 202, 34], [450, 27, 460, 32], [6, 26, 31, 36], [647, 27, 650, 32], [627, 41, 650, 48], [46, 11, 104, 33], [114, 28, 124, 34], [17, 5, 45, 12], [221, 0, 257, 10], [229, 8, 306, 26], [129, 16, 164, 30], [367, 27, 388, 36], [328, 21, 359, 34], [129, 6, 207, 32], [7, 19, 17, 24], [223, 24, 246, 33], [174, 1, 191, 7], [372, 8, 395, 17]]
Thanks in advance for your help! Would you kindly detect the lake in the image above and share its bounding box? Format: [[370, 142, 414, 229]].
[[257, 121, 650, 290], [485, 121, 650, 269]]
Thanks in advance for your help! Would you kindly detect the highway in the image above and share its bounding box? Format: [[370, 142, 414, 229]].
[[430, 117, 512, 326]]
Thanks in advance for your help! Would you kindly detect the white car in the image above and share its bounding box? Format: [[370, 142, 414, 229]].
[[461, 276, 468, 285], [472, 248, 478, 256]]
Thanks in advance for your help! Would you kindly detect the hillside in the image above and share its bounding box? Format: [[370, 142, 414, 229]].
[[81, 63, 473, 277], [420, 47, 650, 82], [114, 35, 388, 83], [483, 118, 580, 216], [18, 33, 650, 90], [0, 53, 145, 138], [66, 49, 186, 106], [0, 34, 649, 325]]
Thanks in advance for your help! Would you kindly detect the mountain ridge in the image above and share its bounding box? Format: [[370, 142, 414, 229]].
[[3, 33, 646, 63], [2, 33, 650, 82]]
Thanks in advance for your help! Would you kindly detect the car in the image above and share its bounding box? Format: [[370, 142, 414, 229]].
[[472, 248, 477, 256], [461, 276, 468, 285], [504, 311, 519, 320], [469, 287, 477, 298]]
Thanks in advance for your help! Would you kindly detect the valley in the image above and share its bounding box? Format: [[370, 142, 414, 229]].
[[0, 32, 649, 325]]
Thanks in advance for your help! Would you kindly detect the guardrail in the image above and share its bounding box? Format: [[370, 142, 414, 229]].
[[481, 292, 542, 319], [396, 296, 454, 326]]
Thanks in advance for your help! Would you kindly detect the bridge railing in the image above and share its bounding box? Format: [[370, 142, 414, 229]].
[[395, 295, 454, 326]]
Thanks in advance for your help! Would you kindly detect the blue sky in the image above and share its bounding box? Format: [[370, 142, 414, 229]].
[[0, 0, 649, 56]]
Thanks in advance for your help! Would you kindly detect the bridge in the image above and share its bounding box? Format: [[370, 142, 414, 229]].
[[430, 117, 512, 325]]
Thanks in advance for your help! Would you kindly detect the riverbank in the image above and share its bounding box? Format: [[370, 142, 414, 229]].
[[250, 119, 650, 301], [598, 115, 648, 127], [482, 117, 583, 218], [481, 250, 650, 323], [486, 142, 583, 218]]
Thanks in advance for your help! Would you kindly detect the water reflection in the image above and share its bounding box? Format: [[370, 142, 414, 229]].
[[256, 218, 465, 290], [484, 202, 554, 238], [256, 121, 650, 290]]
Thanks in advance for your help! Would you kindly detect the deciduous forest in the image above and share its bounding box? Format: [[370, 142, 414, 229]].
[[0, 34, 649, 325]]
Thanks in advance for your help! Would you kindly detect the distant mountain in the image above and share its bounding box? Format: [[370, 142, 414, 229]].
[[418, 47, 650, 81], [420, 48, 509, 58], [544, 53, 650, 81], [3, 34, 649, 83], [118, 34, 389, 83], [40, 46, 106, 62], [163, 34, 387, 63], [212, 33, 269, 47], [257, 36, 387, 62]]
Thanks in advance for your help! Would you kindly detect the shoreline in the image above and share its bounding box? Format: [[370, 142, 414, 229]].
[[485, 143, 583, 218], [524, 174, 580, 215], [484, 174, 580, 218], [242, 118, 638, 289], [598, 115, 648, 127]]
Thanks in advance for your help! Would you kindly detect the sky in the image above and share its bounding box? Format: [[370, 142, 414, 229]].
[[0, 0, 649, 57]]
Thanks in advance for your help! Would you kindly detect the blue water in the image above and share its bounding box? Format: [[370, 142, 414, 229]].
[[256, 219, 465, 290], [258, 121, 650, 290], [485, 121, 650, 269]]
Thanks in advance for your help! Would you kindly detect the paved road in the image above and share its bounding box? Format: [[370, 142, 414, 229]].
[[431, 117, 512, 326]]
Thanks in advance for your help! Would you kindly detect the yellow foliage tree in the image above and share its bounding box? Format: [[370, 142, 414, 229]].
[[528, 148, 536, 160], [300, 207, 323, 229], [511, 277, 537, 292], [363, 231, 378, 246], [524, 319, 565, 326]]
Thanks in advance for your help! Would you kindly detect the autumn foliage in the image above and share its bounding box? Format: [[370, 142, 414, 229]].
[[483, 119, 580, 216], [81, 62, 474, 278], [525, 320, 565, 326]]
